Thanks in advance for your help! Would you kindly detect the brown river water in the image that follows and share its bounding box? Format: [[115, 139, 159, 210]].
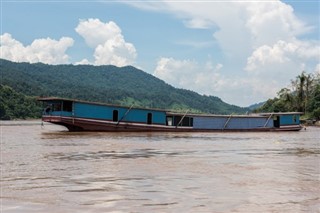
[[1, 121, 319, 212]]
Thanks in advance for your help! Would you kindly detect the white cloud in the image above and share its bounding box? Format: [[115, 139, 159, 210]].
[[154, 57, 293, 106], [75, 58, 91, 65], [246, 39, 320, 72], [0, 33, 74, 64], [128, 1, 319, 106], [75, 19, 121, 48], [75, 18, 137, 67], [183, 18, 214, 29], [244, 1, 312, 46], [154, 57, 228, 95]]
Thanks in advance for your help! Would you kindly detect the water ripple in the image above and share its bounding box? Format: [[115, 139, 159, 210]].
[[45, 149, 191, 161]]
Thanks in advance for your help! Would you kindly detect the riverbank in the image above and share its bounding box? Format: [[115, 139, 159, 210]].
[[301, 119, 320, 127]]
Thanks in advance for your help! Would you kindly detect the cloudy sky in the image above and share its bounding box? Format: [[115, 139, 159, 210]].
[[1, 0, 319, 106]]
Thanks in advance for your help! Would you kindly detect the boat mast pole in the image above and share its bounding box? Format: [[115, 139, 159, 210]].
[[263, 113, 273, 127], [223, 113, 233, 130], [176, 110, 189, 128], [117, 104, 134, 125]]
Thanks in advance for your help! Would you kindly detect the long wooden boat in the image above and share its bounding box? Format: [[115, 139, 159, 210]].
[[38, 97, 303, 132]]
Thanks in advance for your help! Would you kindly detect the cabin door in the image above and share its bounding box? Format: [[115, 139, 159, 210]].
[[147, 113, 152, 125], [273, 116, 280, 128], [113, 110, 119, 122]]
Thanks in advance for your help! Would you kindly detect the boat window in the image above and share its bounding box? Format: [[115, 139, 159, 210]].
[[113, 110, 119, 122], [173, 116, 182, 126], [63, 101, 73, 112], [166, 116, 173, 126], [181, 117, 193, 126], [293, 115, 297, 123], [44, 104, 52, 114], [147, 113, 152, 124], [174, 116, 193, 127], [273, 116, 280, 128], [53, 103, 61, 111]]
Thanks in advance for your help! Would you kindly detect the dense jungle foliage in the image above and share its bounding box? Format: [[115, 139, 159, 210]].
[[0, 59, 246, 120], [0, 84, 42, 120], [255, 72, 320, 120]]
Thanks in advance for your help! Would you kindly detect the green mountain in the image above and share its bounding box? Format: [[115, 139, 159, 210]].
[[1, 59, 247, 119]]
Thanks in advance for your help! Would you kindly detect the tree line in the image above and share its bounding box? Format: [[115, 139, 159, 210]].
[[255, 71, 320, 120], [0, 85, 42, 120]]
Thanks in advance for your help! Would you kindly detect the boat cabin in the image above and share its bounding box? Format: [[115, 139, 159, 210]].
[[41, 97, 167, 126]]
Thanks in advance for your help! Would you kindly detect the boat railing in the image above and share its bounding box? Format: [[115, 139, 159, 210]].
[[117, 104, 134, 125]]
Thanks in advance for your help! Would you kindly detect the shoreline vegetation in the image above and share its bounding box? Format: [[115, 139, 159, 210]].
[[254, 71, 320, 123], [301, 120, 320, 127]]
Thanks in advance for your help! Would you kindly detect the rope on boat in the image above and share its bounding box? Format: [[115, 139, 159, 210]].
[[264, 113, 273, 127], [176, 110, 189, 128], [117, 104, 134, 125], [223, 113, 233, 130], [72, 102, 75, 125]]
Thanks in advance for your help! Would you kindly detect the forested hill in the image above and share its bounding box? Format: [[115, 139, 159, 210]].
[[1, 59, 247, 119]]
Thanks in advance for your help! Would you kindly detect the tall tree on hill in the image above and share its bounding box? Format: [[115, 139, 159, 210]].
[[256, 71, 319, 120], [291, 71, 314, 113]]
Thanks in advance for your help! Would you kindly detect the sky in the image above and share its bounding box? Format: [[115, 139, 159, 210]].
[[1, 0, 319, 106]]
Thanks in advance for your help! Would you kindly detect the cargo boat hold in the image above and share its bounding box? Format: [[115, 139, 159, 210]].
[[39, 98, 303, 132]]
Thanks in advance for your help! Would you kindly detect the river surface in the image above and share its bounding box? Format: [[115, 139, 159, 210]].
[[1, 121, 319, 212]]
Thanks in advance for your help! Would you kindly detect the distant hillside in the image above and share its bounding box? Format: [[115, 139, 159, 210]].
[[1, 59, 247, 119], [248, 102, 265, 110]]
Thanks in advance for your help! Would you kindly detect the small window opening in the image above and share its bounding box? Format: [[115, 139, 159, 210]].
[[273, 116, 280, 128], [181, 117, 192, 126], [113, 110, 119, 122], [63, 101, 73, 112], [166, 116, 173, 126], [53, 103, 62, 111], [45, 104, 51, 113], [173, 116, 193, 127], [147, 113, 152, 124], [174, 116, 182, 126]]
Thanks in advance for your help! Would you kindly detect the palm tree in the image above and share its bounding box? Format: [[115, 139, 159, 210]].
[[291, 71, 314, 113]]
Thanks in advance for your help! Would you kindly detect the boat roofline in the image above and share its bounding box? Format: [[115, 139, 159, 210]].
[[258, 112, 303, 115], [166, 112, 302, 118], [37, 97, 303, 117], [37, 97, 170, 112]]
